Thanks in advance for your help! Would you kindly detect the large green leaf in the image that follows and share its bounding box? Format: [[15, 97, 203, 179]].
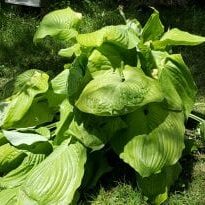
[[0, 187, 19, 205], [54, 99, 74, 145], [66, 55, 90, 103], [137, 43, 156, 75], [88, 43, 138, 75], [0, 70, 49, 129], [51, 69, 70, 95], [0, 144, 26, 174], [111, 103, 185, 177], [12, 69, 48, 95], [58, 44, 81, 58], [45, 88, 66, 108], [68, 110, 126, 150], [77, 25, 140, 49], [17, 141, 86, 205], [153, 28, 205, 49], [88, 46, 120, 73], [76, 66, 164, 116], [67, 56, 87, 96], [137, 163, 181, 205], [33, 7, 82, 42], [153, 52, 197, 118], [0, 154, 45, 189], [13, 100, 54, 128], [3, 130, 48, 146], [142, 9, 164, 42]]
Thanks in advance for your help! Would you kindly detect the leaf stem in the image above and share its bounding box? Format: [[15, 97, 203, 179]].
[[189, 113, 205, 123], [118, 5, 127, 24], [118, 61, 125, 82]]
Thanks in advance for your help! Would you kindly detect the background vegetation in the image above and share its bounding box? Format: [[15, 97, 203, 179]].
[[0, 0, 205, 204]]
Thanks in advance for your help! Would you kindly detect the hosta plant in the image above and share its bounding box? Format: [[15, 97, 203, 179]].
[[0, 7, 205, 205]]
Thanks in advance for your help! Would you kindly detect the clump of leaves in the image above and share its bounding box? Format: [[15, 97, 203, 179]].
[[0, 7, 205, 205]]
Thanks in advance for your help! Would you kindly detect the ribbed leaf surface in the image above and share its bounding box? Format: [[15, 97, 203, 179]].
[[0, 187, 19, 205], [33, 7, 82, 42], [0, 154, 45, 189], [152, 52, 197, 118], [76, 66, 164, 116], [18, 142, 86, 204], [0, 144, 25, 174], [153, 28, 205, 49], [0, 70, 49, 129], [111, 103, 185, 177], [142, 9, 164, 42], [77, 25, 140, 49], [51, 69, 70, 95], [68, 111, 126, 150]]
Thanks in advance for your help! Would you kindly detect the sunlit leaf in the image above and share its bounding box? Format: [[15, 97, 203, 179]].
[[58, 44, 81, 57], [3, 130, 48, 146], [34, 7, 82, 42], [18, 142, 86, 205], [142, 9, 164, 42], [77, 25, 140, 49], [0, 70, 49, 129], [51, 69, 70, 95], [76, 66, 164, 116], [0, 144, 26, 174], [0, 154, 45, 189], [152, 52, 197, 118], [153, 28, 205, 49], [0, 187, 19, 205]]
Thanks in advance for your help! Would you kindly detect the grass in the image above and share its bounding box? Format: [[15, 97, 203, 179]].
[[0, 1, 205, 204], [0, 5, 67, 97], [90, 183, 147, 205], [168, 159, 205, 205], [81, 153, 205, 205]]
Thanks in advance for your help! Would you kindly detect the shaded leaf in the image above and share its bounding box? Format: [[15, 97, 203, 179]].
[[13, 100, 54, 128], [111, 103, 185, 177], [88, 43, 138, 75], [54, 99, 74, 145], [137, 163, 181, 205], [137, 43, 156, 75], [68, 110, 126, 150], [0, 132, 7, 146], [82, 150, 112, 189]]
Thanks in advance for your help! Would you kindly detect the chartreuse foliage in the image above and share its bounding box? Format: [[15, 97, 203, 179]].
[[0, 7, 204, 205]]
